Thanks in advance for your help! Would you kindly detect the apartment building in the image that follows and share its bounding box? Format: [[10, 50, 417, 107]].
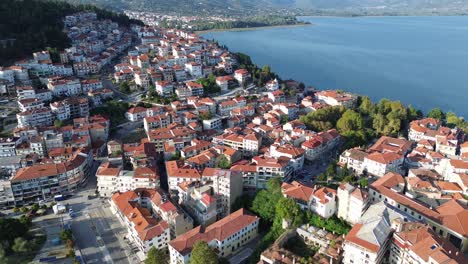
[[169, 209, 259, 264], [96, 162, 160, 197], [10, 149, 92, 204]]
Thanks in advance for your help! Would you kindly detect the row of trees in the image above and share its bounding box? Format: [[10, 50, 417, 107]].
[[193, 15, 308, 31]]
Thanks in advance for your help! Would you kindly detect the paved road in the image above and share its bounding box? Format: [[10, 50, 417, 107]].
[[66, 160, 137, 264]]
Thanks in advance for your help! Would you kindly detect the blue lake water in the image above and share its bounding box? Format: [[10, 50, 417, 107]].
[[202, 16, 468, 117]]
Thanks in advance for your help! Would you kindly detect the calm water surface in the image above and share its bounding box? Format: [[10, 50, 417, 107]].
[[202, 16, 468, 117]]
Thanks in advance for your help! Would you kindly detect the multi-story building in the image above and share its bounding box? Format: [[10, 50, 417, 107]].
[[337, 183, 369, 224], [370, 172, 468, 252], [343, 202, 405, 264], [213, 132, 261, 157], [47, 77, 82, 96], [169, 209, 259, 264], [16, 107, 53, 128], [96, 162, 160, 197], [389, 221, 466, 264], [0, 137, 20, 157], [302, 129, 341, 161], [110, 190, 171, 255], [315, 90, 356, 108], [10, 149, 92, 204]]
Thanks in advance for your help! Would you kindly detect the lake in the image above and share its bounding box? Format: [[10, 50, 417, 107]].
[[202, 16, 468, 117]]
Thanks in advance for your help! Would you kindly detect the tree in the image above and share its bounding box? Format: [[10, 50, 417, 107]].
[[336, 109, 364, 133], [276, 197, 301, 226], [358, 96, 375, 115], [60, 229, 73, 242], [280, 115, 289, 125], [119, 81, 131, 94], [54, 119, 64, 128], [427, 108, 445, 120], [11, 237, 30, 253], [216, 155, 231, 169], [200, 111, 212, 120], [145, 247, 168, 264], [190, 241, 218, 264], [251, 178, 282, 222]]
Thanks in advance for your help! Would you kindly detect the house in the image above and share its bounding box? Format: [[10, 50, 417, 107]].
[[126, 106, 147, 122], [281, 181, 337, 218], [185, 81, 204, 97], [155, 81, 174, 97], [268, 143, 305, 171], [363, 152, 405, 177], [316, 90, 356, 108], [168, 209, 259, 264], [267, 90, 285, 103], [166, 160, 201, 191], [339, 148, 368, 175], [10, 149, 92, 204], [266, 78, 279, 91], [234, 69, 250, 84], [215, 76, 234, 92], [185, 62, 202, 78]]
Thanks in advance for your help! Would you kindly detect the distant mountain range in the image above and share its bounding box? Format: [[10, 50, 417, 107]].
[[61, 0, 468, 15]]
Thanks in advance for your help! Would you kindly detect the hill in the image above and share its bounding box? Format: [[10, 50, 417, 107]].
[[60, 0, 468, 15], [0, 0, 142, 65]]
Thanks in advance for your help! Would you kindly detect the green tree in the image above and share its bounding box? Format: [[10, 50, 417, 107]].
[[276, 197, 302, 227], [11, 237, 30, 253], [145, 246, 168, 264], [251, 178, 282, 222], [359, 178, 369, 188], [190, 241, 218, 264], [358, 96, 375, 115], [280, 115, 289, 125], [199, 111, 212, 120], [427, 108, 445, 120], [54, 119, 64, 128], [336, 109, 364, 133], [216, 155, 231, 169], [60, 229, 73, 242], [119, 82, 131, 94]]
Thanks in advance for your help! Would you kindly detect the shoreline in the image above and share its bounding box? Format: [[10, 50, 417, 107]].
[[195, 23, 312, 34]]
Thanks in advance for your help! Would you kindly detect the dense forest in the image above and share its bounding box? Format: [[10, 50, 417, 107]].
[[0, 0, 142, 65], [188, 16, 309, 31], [59, 0, 468, 16]]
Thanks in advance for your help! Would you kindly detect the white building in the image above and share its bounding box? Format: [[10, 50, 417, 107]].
[[281, 181, 337, 218], [96, 163, 160, 197], [343, 202, 405, 264], [168, 209, 259, 264], [337, 183, 369, 224]]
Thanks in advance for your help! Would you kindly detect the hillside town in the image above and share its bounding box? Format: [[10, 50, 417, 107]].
[[0, 10, 467, 264]]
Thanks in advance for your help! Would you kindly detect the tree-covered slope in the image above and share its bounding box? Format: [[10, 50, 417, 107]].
[[0, 0, 142, 65], [60, 0, 468, 15]]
